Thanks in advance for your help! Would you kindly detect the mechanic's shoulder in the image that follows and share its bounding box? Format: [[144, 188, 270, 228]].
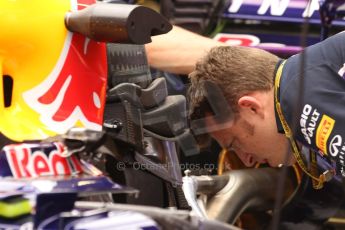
[[322, 30, 345, 45]]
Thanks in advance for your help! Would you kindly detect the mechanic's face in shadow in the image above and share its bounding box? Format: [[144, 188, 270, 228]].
[[205, 90, 295, 167]]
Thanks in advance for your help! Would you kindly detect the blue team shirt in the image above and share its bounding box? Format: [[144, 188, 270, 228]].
[[276, 31, 345, 176]]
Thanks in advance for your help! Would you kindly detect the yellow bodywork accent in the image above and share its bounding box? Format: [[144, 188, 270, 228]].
[[0, 0, 70, 141]]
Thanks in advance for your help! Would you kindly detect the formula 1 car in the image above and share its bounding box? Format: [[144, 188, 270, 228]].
[[160, 0, 345, 57], [1, 1, 345, 229]]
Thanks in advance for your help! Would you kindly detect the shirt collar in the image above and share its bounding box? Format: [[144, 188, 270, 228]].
[[273, 59, 285, 134]]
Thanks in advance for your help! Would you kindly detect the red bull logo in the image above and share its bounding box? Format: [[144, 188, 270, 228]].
[[23, 0, 107, 135]]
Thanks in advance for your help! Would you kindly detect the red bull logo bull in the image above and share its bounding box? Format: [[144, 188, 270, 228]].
[[23, 0, 107, 135], [0, 0, 108, 141]]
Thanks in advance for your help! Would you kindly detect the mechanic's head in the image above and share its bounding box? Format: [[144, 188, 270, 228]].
[[189, 46, 293, 167], [0, 0, 107, 142]]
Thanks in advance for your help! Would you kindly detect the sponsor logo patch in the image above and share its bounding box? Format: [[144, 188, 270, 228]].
[[337, 63, 345, 79], [329, 135, 342, 157], [3, 142, 83, 178], [300, 104, 320, 145], [329, 135, 345, 167], [316, 115, 335, 155]]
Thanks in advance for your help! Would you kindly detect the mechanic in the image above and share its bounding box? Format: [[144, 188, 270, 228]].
[[146, 26, 345, 189]]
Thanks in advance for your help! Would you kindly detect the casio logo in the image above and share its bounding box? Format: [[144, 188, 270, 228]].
[[329, 135, 343, 157]]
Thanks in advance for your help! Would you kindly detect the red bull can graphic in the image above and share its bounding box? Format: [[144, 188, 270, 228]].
[[23, 0, 107, 135], [0, 0, 107, 141], [0, 142, 83, 178]]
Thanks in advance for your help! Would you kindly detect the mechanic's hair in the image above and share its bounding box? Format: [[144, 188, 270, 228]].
[[189, 45, 279, 122]]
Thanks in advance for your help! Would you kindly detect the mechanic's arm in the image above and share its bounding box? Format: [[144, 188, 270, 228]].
[[145, 25, 226, 75]]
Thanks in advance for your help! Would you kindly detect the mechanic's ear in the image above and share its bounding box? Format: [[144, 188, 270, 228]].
[[238, 95, 264, 118]]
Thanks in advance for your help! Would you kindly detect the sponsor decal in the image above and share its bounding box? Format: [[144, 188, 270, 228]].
[[337, 63, 345, 79], [3, 143, 83, 178], [316, 115, 335, 155], [23, 0, 107, 134], [329, 135, 345, 167], [213, 34, 260, 46], [341, 167, 345, 177], [227, 0, 319, 17], [300, 104, 320, 145], [329, 135, 343, 157], [213, 33, 286, 47]]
